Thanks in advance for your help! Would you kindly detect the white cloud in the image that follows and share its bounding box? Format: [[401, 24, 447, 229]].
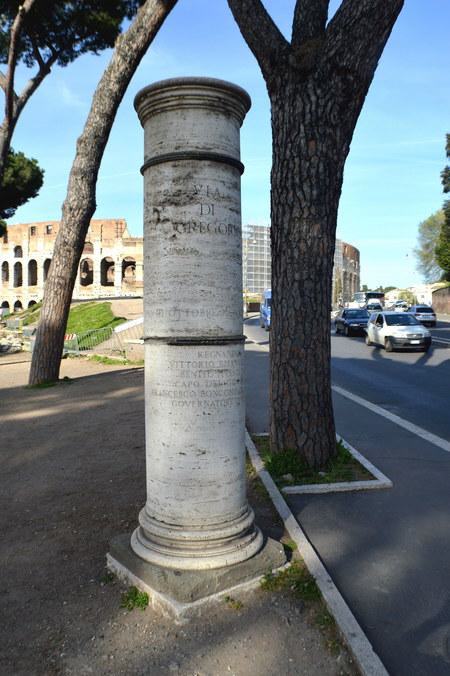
[[59, 82, 86, 109]]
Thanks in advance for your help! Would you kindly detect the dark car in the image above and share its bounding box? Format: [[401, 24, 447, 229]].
[[409, 305, 437, 327], [335, 308, 370, 336]]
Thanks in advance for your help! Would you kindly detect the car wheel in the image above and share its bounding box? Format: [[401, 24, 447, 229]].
[[365, 334, 372, 346], [335, 323, 340, 334], [385, 338, 394, 352]]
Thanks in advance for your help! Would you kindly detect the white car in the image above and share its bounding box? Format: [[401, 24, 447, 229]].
[[366, 312, 432, 352], [394, 300, 409, 312]]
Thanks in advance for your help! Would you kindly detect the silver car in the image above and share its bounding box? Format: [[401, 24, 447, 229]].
[[366, 312, 432, 352], [409, 305, 437, 327]]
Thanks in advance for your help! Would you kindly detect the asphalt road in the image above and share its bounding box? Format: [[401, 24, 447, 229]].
[[244, 316, 450, 675]]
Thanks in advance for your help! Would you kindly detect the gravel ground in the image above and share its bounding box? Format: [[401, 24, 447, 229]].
[[0, 356, 356, 676]]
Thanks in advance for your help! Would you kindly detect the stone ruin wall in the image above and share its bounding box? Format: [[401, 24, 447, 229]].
[[0, 219, 143, 313]]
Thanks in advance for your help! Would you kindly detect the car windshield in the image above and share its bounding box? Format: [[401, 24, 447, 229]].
[[345, 310, 369, 318], [385, 314, 420, 326], [415, 307, 433, 313]]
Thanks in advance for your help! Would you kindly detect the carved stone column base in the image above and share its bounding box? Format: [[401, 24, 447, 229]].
[[108, 533, 286, 619], [131, 506, 264, 570]]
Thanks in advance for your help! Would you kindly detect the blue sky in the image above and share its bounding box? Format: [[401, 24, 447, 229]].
[[8, 0, 450, 289]]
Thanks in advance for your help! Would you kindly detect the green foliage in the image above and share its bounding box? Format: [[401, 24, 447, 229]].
[[65, 302, 125, 333], [414, 210, 445, 282], [395, 289, 418, 306], [255, 436, 373, 485], [120, 586, 149, 611], [436, 134, 450, 281], [0, 1, 143, 69], [0, 149, 44, 233], [87, 354, 144, 366], [261, 561, 320, 601]]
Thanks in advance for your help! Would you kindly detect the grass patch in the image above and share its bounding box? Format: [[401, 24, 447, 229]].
[[261, 560, 347, 659], [87, 354, 144, 366], [120, 586, 149, 611], [224, 595, 243, 610], [254, 436, 373, 487], [15, 301, 126, 334], [261, 561, 321, 601], [66, 302, 126, 334]]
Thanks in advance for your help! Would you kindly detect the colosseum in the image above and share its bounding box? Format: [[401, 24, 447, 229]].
[[0, 219, 143, 313]]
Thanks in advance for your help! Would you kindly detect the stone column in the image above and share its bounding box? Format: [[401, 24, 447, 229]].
[[132, 77, 263, 571]]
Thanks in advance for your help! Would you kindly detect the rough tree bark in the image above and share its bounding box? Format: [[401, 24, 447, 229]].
[[228, 0, 404, 467], [28, 0, 178, 385]]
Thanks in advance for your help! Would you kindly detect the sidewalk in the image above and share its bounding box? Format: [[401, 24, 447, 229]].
[[244, 335, 450, 676], [0, 357, 355, 676]]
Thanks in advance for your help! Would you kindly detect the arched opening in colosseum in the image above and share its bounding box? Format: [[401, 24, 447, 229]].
[[28, 300, 37, 308], [1, 261, 9, 284], [1, 301, 10, 314], [80, 258, 93, 286], [83, 241, 94, 254], [101, 257, 115, 286], [14, 300, 23, 312], [43, 259, 51, 281], [28, 259, 38, 286], [13, 262, 23, 287], [122, 257, 136, 285], [14, 245, 23, 258]]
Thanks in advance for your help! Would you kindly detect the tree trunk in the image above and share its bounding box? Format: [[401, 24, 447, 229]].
[[29, 0, 177, 385], [227, 0, 404, 467], [0, 122, 14, 177], [269, 78, 349, 467]]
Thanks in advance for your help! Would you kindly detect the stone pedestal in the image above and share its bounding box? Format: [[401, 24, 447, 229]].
[[108, 77, 285, 610]]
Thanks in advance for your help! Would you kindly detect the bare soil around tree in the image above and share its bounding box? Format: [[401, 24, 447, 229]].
[[0, 356, 356, 676]]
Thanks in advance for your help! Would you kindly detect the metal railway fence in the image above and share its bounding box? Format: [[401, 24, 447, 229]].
[[63, 327, 125, 355], [29, 318, 144, 356]]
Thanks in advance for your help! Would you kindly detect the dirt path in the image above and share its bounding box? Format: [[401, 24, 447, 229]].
[[0, 359, 355, 676]]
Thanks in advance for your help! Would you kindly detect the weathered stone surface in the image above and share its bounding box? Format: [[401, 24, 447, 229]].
[[109, 533, 286, 607], [129, 77, 263, 571]]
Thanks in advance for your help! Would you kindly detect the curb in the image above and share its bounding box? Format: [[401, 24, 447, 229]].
[[282, 436, 393, 495], [246, 430, 389, 676]]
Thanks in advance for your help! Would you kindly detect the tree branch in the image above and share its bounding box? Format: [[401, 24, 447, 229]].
[[0, 71, 8, 94], [227, 0, 289, 80], [292, 0, 329, 46], [31, 34, 46, 71], [14, 51, 58, 121], [4, 0, 36, 124], [324, 0, 404, 81]]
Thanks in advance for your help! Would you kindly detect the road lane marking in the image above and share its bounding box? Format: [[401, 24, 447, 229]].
[[432, 337, 450, 345], [245, 324, 450, 450], [246, 431, 390, 676], [332, 384, 450, 453]]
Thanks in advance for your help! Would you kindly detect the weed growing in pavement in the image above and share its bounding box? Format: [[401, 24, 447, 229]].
[[224, 595, 243, 610], [262, 560, 349, 660], [254, 435, 373, 486], [100, 571, 115, 585], [261, 561, 320, 601], [120, 586, 149, 611], [281, 538, 297, 554]]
